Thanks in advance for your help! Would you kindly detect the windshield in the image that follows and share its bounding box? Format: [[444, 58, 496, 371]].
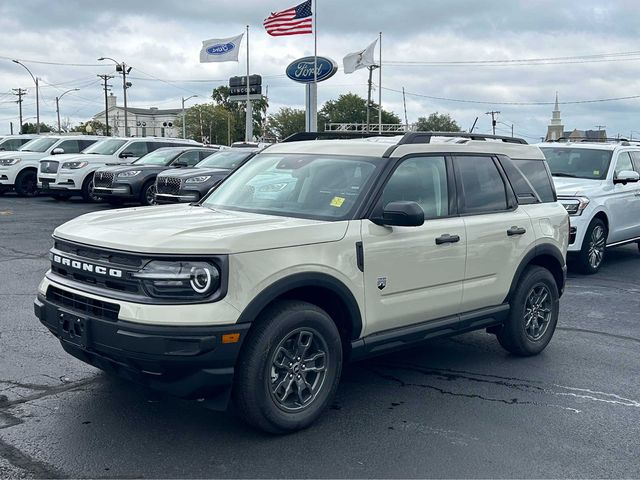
[[540, 147, 612, 180], [202, 153, 381, 221], [133, 149, 179, 166], [197, 150, 252, 169], [83, 139, 127, 155], [19, 137, 58, 152]]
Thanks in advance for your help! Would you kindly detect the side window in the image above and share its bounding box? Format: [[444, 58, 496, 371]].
[[615, 152, 634, 177], [456, 156, 508, 214], [79, 139, 97, 150], [382, 156, 449, 218], [511, 159, 556, 203], [124, 141, 150, 157], [57, 140, 81, 154], [175, 151, 201, 166], [630, 152, 640, 174]]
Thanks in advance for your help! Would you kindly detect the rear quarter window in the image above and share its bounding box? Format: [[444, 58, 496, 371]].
[[512, 159, 556, 203]]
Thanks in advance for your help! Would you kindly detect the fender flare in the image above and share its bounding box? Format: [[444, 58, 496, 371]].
[[504, 243, 566, 302], [236, 272, 363, 340]]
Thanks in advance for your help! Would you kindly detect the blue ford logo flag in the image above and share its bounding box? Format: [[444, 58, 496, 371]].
[[286, 56, 338, 83], [200, 34, 244, 63]]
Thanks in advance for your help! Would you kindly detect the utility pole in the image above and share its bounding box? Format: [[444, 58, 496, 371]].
[[181, 95, 198, 139], [402, 87, 408, 131], [56, 88, 80, 134], [485, 110, 500, 135], [98, 74, 114, 136], [98, 57, 132, 136], [12, 88, 26, 134]]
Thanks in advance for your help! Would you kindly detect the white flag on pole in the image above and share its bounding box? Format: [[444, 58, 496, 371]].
[[199, 34, 244, 63], [343, 39, 378, 74]]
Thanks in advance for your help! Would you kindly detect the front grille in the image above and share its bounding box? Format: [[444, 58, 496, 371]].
[[52, 240, 143, 294], [40, 161, 59, 173], [157, 176, 181, 195], [47, 286, 120, 321], [94, 171, 114, 188]]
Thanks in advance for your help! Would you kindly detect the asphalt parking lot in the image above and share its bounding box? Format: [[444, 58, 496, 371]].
[[1, 194, 639, 479]]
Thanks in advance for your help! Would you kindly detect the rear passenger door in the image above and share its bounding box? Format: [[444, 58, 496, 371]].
[[361, 155, 466, 335], [608, 151, 640, 242], [454, 155, 535, 312]]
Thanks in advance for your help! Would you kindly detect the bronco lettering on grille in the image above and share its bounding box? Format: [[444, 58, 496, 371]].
[[52, 254, 123, 278]]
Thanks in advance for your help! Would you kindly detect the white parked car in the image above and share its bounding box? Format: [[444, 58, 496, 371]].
[[0, 135, 99, 196], [539, 141, 640, 273], [36, 133, 568, 432], [38, 137, 201, 202]]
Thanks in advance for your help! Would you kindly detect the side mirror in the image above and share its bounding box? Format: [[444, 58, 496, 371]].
[[372, 201, 424, 227], [120, 151, 134, 158], [614, 170, 640, 184], [51, 147, 65, 155]]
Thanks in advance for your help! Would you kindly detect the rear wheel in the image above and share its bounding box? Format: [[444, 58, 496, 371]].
[[577, 218, 607, 274], [81, 174, 102, 203], [140, 181, 157, 206], [233, 300, 343, 434], [496, 266, 559, 356], [14, 170, 38, 197]]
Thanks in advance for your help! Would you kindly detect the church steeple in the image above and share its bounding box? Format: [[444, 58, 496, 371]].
[[546, 91, 564, 141]]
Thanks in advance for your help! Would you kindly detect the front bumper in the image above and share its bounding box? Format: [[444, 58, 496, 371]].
[[156, 191, 200, 203], [565, 214, 590, 252], [93, 184, 134, 198], [0, 167, 18, 186], [35, 291, 249, 407]]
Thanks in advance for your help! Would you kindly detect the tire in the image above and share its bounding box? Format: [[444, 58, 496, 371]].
[[81, 174, 102, 203], [14, 169, 38, 197], [233, 300, 343, 434], [497, 266, 559, 356], [577, 218, 607, 274], [140, 180, 157, 206]]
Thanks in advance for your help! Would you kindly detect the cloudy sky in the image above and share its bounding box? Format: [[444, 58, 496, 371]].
[[1, 0, 639, 140]]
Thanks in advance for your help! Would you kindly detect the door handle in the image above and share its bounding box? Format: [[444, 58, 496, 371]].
[[435, 234, 460, 245], [507, 226, 527, 236]]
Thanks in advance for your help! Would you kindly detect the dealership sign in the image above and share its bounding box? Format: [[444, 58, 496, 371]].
[[286, 56, 338, 83]]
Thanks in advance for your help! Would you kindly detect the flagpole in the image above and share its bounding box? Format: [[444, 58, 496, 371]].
[[378, 31, 382, 132], [245, 24, 252, 142], [312, 0, 318, 132]]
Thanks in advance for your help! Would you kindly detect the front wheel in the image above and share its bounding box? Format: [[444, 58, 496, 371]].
[[577, 218, 607, 274], [81, 174, 102, 203], [140, 181, 157, 206], [233, 300, 343, 434], [14, 170, 38, 197], [496, 266, 559, 356]]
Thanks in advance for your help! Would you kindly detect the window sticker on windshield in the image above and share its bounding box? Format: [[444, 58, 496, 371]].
[[593, 170, 600, 176], [330, 196, 345, 207]]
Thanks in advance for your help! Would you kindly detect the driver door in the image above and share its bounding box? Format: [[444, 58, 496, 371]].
[[361, 155, 466, 336]]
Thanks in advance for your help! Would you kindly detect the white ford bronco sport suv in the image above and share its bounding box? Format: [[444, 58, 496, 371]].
[[38, 137, 200, 202], [539, 141, 640, 273], [0, 135, 99, 196], [35, 133, 568, 433]]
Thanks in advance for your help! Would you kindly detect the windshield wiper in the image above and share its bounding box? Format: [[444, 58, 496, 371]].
[[552, 172, 577, 178]]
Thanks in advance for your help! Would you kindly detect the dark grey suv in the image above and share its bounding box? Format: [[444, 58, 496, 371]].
[[155, 148, 257, 204], [93, 147, 216, 206]]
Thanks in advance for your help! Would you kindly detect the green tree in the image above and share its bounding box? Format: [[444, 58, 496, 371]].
[[415, 112, 461, 132], [211, 86, 269, 141], [319, 93, 401, 127], [20, 122, 53, 134], [266, 107, 306, 141], [70, 120, 110, 135], [175, 103, 236, 146]]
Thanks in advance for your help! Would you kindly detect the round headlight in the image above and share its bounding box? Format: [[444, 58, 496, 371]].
[[190, 266, 213, 293]]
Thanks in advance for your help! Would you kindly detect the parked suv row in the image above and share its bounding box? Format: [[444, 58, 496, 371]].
[[35, 133, 568, 433], [37, 137, 201, 201], [539, 141, 640, 273]]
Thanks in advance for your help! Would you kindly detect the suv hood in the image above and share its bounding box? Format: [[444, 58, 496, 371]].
[[39, 153, 87, 163], [159, 167, 230, 179], [0, 151, 44, 160], [54, 204, 348, 254], [98, 164, 168, 174], [553, 177, 605, 197]]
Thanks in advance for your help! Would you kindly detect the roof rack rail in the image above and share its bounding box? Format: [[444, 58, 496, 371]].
[[282, 131, 400, 142], [397, 131, 528, 145]]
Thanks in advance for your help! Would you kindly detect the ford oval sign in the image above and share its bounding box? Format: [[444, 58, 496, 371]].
[[286, 56, 337, 83], [207, 42, 235, 55]]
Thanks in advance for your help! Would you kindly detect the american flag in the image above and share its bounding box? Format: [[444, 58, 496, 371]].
[[264, 0, 313, 37]]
